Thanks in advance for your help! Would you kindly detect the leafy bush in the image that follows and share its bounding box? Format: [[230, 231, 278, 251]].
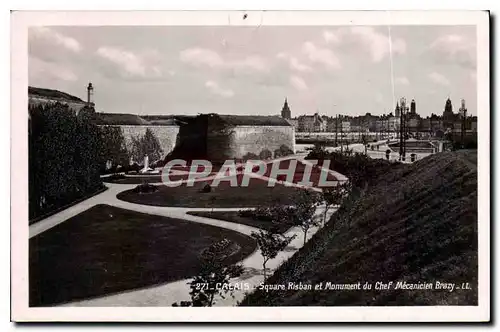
[[126, 163, 140, 174], [306, 149, 395, 188], [274, 144, 294, 158], [259, 149, 273, 160], [200, 183, 212, 193], [242, 152, 259, 161], [130, 128, 163, 164], [132, 182, 159, 194], [99, 125, 129, 173]]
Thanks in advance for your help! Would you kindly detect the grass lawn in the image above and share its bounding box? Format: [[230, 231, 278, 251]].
[[187, 211, 292, 233], [261, 159, 338, 186], [29, 204, 256, 307], [116, 175, 308, 208]]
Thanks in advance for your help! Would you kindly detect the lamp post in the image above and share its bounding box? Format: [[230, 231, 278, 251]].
[[399, 97, 409, 161], [459, 99, 467, 148]]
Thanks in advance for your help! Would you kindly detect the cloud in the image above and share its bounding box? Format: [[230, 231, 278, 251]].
[[395, 76, 410, 85], [205, 80, 234, 98], [96, 46, 163, 79], [231, 56, 268, 73], [179, 47, 224, 68], [430, 33, 476, 69], [431, 34, 470, 55], [29, 56, 77, 82], [276, 52, 313, 73], [180, 47, 268, 73], [29, 27, 82, 53], [290, 75, 308, 91], [428, 72, 450, 86], [323, 30, 342, 44], [350, 27, 406, 62], [302, 42, 341, 69]]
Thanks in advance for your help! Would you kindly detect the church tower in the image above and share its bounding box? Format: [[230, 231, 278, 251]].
[[395, 101, 401, 118], [281, 98, 291, 119]]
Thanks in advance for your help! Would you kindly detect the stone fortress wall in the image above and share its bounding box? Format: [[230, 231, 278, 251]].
[[116, 125, 180, 161], [229, 125, 296, 159]]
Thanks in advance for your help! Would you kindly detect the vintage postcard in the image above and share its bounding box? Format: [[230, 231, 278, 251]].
[[11, 10, 489, 322]]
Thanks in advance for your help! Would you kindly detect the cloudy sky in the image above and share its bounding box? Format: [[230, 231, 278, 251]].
[[28, 25, 477, 117]]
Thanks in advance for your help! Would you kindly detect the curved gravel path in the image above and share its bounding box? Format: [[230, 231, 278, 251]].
[[30, 154, 344, 307]]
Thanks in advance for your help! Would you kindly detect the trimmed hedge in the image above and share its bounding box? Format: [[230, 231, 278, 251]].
[[29, 103, 103, 220]]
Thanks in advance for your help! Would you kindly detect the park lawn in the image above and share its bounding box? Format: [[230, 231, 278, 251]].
[[29, 204, 257, 307], [187, 211, 292, 234], [261, 159, 338, 187], [116, 174, 308, 208]]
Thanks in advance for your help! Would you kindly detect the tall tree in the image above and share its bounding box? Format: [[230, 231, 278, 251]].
[[130, 128, 163, 164], [29, 103, 102, 220], [100, 125, 129, 169]]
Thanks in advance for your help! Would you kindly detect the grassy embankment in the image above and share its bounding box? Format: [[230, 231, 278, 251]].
[[241, 151, 478, 306]]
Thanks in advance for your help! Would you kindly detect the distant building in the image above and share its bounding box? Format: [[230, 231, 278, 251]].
[[298, 113, 326, 132], [395, 102, 401, 118], [407, 118, 420, 132], [325, 117, 339, 132], [389, 116, 401, 132], [350, 125, 362, 132], [286, 118, 299, 129], [410, 99, 416, 115], [341, 121, 350, 132], [442, 97, 457, 129], [281, 98, 292, 120]]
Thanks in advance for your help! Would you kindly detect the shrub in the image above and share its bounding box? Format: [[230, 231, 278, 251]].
[[274, 144, 294, 158], [242, 152, 259, 161], [200, 183, 212, 193], [132, 182, 158, 194], [259, 149, 273, 160], [107, 173, 126, 182], [127, 163, 140, 174]]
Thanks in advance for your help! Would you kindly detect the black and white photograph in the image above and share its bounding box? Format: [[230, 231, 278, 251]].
[[10, 10, 490, 322]]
